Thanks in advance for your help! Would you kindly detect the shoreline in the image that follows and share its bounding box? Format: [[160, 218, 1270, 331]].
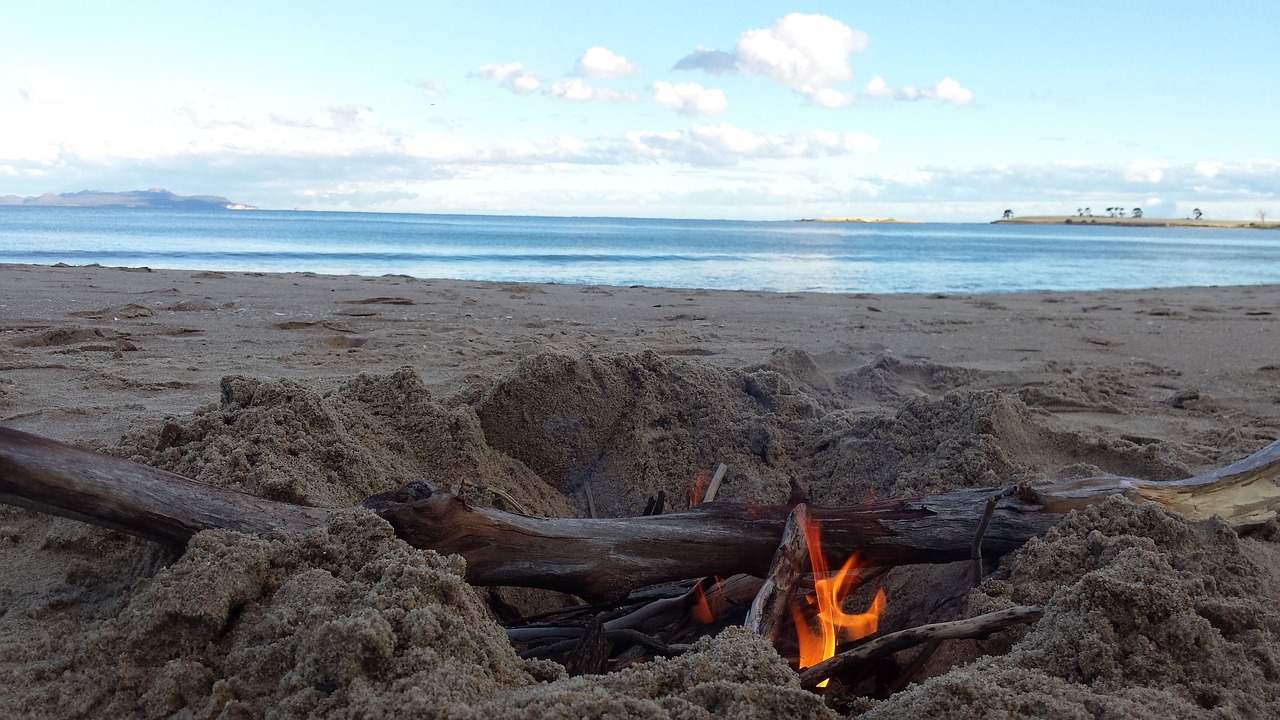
[[8, 259, 1276, 298]]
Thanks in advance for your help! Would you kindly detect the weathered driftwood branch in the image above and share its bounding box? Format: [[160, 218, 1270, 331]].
[[2, 426, 1279, 601], [746, 504, 812, 643], [798, 605, 1045, 688], [702, 463, 727, 504], [0, 426, 330, 545]]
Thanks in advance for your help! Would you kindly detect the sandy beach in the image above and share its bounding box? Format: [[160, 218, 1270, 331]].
[[2, 262, 1279, 718]]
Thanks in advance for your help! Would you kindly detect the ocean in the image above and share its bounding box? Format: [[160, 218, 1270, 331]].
[[1, 207, 1278, 294]]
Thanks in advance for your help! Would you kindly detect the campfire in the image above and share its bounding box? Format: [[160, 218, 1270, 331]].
[[2, 425, 1279, 703], [498, 476, 1014, 698]]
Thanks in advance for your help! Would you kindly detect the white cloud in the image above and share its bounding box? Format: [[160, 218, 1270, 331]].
[[808, 87, 854, 109], [1124, 160, 1168, 183], [735, 14, 866, 88], [270, 104, 374, 131], [575, 46, 639, 78], [473, 62, 541, 94], [881, 169, 937, 186], [548, 78, 636, 102], [863, 76, 895, 98], [672, 46, 737, 75], [401, 133, 470, 159], [1188, 159, 1280, 186], [626, 123, 878, 166], [675, 13, 866, 107], [1194, 161, 1223, 178], [16, 75, 89, 106], [863, 76, 973, 104], [176, 97, 257, 129], [922, 77, 973, 104], [416, 80, 445, 100], [650, 81, 728, 116], [478, 134, 603, 164]]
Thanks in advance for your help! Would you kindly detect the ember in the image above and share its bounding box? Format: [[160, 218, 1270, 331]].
[[690, 469, 709, 507]]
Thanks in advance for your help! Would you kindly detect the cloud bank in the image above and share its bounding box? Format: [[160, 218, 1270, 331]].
[[626, 124, 879, 166]]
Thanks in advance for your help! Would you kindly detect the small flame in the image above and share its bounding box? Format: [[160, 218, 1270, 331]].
[[691, 470, 710, 507], [792, 513, 887, 687], [690, 576, 725, 624]]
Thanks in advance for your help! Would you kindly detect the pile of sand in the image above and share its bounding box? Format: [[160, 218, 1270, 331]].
[[2, 350, 1279, 718], [0, 507, 835, 718], [116, 367, 571, 516], [866, 498, 1280, 718]]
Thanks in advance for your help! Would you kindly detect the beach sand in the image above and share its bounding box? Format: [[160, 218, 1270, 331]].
[[1, 262, 1278, 718]]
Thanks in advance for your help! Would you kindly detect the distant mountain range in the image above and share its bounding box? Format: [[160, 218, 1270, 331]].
[[0, 188, 256, 210]]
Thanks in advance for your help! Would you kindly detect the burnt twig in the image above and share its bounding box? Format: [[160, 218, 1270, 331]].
[[799, 605, 1044, 689], [971, 487, 1016, 587]]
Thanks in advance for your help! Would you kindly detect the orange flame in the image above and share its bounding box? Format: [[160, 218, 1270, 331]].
[[691, 470, 710, 507], [792, 514, 887, 687], [690, 576, 725, 624]]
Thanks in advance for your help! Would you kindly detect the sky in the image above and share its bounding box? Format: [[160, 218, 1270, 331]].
[[2, 1, 1277, 221]]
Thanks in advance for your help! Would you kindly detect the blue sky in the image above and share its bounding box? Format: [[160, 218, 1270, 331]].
[[2, 1, 1277, 221]]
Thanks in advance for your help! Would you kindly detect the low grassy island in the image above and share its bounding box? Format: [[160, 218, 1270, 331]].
[[994, 215, 1278, 229], [798, 216, 923, 224]]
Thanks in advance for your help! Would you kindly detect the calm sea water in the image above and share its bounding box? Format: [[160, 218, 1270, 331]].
[[1, 207, 1278, 294]]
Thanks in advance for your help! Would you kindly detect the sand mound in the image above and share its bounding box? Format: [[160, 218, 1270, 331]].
[[1017, 367, 1136, 414], [0, 510, 837, 720], [0, 511, 546, 718], [866, 497, 1280, 718], [472, 349, 1143, 516], [117, 367, 570, 516], [835, 354, 976, 404], [466, 627, 835, 719], [805, 389, 1192, 502], [8, 325, 134, 352], [475, 350, 825, 516]]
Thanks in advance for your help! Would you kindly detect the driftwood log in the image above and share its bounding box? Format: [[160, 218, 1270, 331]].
[[2, 426, 1279, 601]]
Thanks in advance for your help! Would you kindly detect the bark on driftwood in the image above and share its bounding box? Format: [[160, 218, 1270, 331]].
[[2, 426, 1279, 601]]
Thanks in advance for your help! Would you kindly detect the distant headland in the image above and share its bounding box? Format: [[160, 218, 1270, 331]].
[[994, 215, 1277, 230], [798, 216, 922, 224], [0, 188, 256, 211]]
